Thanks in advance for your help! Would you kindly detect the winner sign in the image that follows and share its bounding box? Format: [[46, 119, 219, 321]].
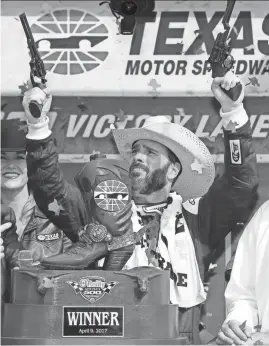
[[63, 306, 124, 337]]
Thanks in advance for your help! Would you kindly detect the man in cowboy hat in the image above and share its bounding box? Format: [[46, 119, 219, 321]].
[[20, 71, 258, 343]]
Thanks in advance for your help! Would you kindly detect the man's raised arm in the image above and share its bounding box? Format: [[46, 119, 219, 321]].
[[22, 85, 88, 242], [197, 72, 259, 262]]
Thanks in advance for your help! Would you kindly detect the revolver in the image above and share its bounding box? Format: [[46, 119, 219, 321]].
[[208, 0, 242, 101], [19, 12, 47, 118]]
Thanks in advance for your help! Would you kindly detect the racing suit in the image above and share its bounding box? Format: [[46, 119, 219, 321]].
[[1, 196, 72, 302]]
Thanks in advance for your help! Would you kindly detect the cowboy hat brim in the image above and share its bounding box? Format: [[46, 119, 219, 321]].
[[112, 123, 215, 201]]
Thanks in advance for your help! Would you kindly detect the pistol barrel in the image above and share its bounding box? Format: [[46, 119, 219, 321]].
[[222, 0, 236, 30], [19, 13, 34, 40], [19, 13, 40, 57]]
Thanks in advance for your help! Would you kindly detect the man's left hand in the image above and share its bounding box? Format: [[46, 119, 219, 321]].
[[211, 71, 244, 113], [22, 77, 52, 125]]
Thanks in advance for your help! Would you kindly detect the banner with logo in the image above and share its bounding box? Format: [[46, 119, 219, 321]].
[[1, 1, 268, 96]]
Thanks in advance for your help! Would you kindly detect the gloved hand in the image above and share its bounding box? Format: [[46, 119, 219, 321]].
[[211, 71, 244, 113], [22, 77, 52, 125]]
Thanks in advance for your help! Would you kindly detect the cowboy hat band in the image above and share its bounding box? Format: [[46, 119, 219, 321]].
[[112, 116, 215, 201]]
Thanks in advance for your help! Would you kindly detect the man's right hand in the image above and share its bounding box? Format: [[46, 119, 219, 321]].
[[22, 78, 52, 124], [216, 320, 252, 345]]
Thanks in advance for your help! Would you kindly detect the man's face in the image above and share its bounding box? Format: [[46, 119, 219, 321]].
[[1, 151, 28, 190], [129, 139, 172, 195]]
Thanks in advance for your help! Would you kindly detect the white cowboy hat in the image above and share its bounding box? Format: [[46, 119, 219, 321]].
[[112, 116, 215, 201]]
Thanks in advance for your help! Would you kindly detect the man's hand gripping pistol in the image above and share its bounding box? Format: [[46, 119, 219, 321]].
[[208, 0, 242, 101], [20, 13, 47, 118]]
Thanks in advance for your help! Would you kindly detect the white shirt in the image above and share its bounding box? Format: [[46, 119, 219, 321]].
[[225, 201, 269, 332]]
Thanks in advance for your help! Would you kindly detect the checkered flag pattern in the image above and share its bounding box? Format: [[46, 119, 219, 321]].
[[103, 281, 118, 294], [66, 280, 84, 294]]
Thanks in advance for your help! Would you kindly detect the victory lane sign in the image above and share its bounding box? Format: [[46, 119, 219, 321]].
[[63, 306, 124, 337]]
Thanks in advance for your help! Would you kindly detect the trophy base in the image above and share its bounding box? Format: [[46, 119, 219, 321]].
[[1, 337, 189, 345], [4, 269, 190, 345]]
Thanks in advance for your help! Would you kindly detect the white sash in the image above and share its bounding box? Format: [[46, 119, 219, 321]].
[[124, 193, 206, 308]]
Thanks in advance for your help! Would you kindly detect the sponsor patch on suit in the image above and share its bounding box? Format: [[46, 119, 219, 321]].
[[229, 139, 242, 165], [36, 231, 61, 241]]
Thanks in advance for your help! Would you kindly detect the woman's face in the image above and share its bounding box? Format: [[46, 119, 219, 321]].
[[1, 151, 28, 190]]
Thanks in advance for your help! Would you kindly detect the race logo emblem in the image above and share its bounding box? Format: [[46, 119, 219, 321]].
[[94, 180, 129, 212], [66, 276, 118, 303], [229, 139, 242, 165], [31, 9, 110, 75]]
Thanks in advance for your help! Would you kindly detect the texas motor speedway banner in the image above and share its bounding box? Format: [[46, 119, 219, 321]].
[[1, 1, 269, 96]]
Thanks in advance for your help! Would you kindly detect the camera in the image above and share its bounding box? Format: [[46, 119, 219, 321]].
[[121, 1, 138, 16], [111, 0, 155, 15], [106, 0, 155, 35]]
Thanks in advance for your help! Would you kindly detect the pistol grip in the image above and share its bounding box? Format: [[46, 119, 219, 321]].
[[29, 101, 42, 118], [221, 82, 242, 102]]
